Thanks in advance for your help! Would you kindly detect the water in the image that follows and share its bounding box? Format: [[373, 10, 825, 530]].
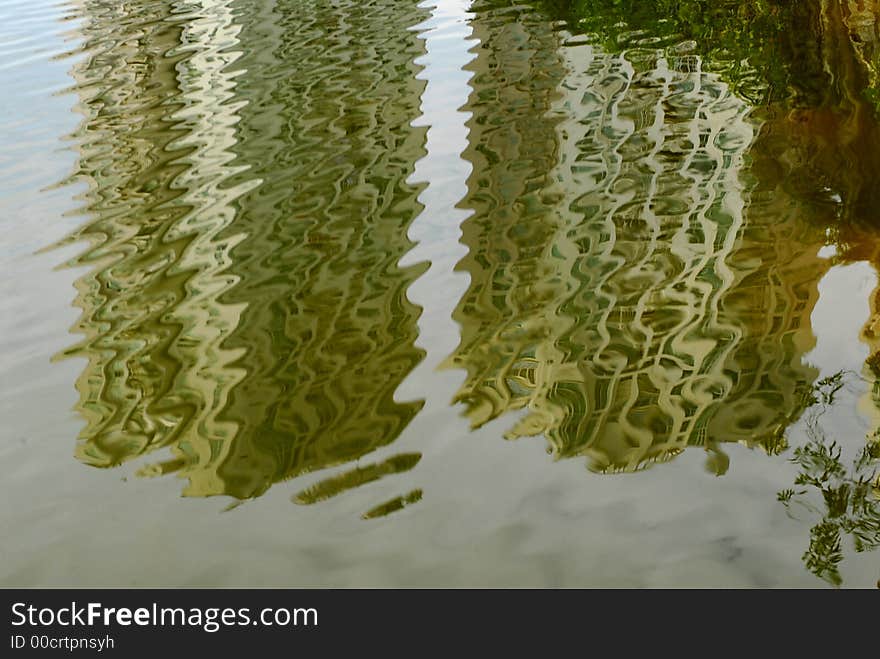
[[1, 0, 879, 587]]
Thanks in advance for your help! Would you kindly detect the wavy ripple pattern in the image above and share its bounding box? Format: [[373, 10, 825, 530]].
[[59, 0, 251, 481], [57, 0, 432, 503], [446, 0, 828, 473], [49, 0, 880, 496], [211, 0, 430, 500]]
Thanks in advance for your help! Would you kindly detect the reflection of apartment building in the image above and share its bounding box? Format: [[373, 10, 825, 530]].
[[65, 0, 433, 501], [66, 0, 249, 495], [211, 0, 431, 500], [447, 0, 831, 473], [62, 0, 880, 497], [444, 2, 571, 423]]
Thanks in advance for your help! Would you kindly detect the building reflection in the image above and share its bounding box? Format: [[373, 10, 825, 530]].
[[60, 0, 431, 506], [60, 0, 250, 489], [209, 0, 430, 502], [446, 0, 880, 473], [59, 0, 880, 514]]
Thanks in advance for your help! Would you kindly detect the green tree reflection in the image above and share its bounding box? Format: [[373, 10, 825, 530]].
[[778, 374, 880, 586]]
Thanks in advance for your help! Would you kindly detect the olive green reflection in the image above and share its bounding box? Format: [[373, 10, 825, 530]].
[[56, 0, 880, 551], [445, 0, 880, 474], [208, 0, 429, 501], [58, 0, 431, 504], [543, 0, 842, 105], [541, 0, 880, 226]]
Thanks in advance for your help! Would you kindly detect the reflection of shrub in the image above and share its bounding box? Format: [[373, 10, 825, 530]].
[[779, 415, 880, 586]]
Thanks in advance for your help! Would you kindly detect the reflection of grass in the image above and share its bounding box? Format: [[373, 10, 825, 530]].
[[778, 372, 880, 586]]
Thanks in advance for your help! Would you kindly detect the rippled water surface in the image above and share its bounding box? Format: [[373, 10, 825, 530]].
[[2, 0, 880, 586]]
